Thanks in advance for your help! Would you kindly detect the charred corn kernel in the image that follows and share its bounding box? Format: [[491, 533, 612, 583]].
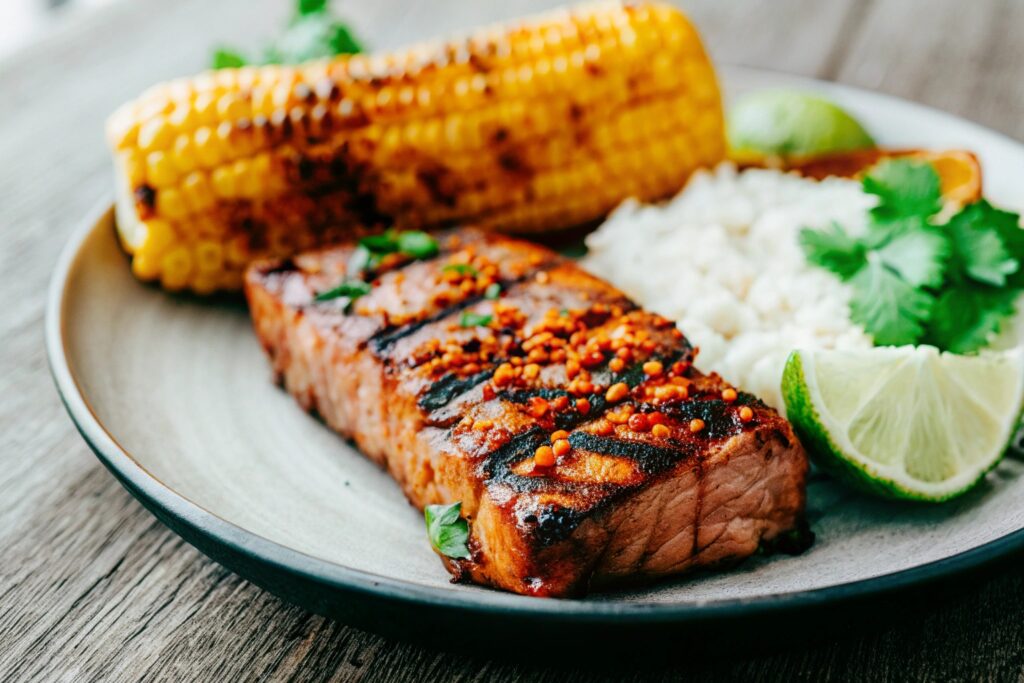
[[608, 357, 626, 373], [552, 438, 571, 457], [472, 419, 494, 432], [195, 241, 224, 273], [575, 398, 591, 415], [739, 406, 754, 423], [593, 419, 615, 436], [551, 430, 569, 442], [689, 418, 705, 433], [722, 388, 738, 403], [107, 1, 722, 294], [534, 445, 555, 467], [651, 423, 671, 438]]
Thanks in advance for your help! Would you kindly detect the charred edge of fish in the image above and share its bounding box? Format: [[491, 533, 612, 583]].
[[567, 432, 702, 476], [518, 504, 586, 548], [418, 369, 494, 412]]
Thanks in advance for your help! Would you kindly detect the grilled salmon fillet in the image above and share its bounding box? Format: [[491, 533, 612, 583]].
[[245, 229, 808, 597]]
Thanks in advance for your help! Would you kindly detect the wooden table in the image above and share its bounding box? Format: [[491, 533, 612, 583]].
[[3, 0, 1023, 679]]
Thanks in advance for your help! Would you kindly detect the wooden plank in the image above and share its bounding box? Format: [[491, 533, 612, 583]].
[[0, 0, 1022, 681]]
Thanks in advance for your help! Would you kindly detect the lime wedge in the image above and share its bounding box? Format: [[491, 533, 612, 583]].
[[782, 346, 1024, 501], [728, 90, 875, 159]]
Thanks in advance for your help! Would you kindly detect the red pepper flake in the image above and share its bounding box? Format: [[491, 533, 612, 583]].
[[527, 396, 549, 418], [627, 413, 650, 432]]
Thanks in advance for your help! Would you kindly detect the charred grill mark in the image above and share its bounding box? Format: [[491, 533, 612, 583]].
[[418, 369, 493, 412], [499, 387, 608, 431], [658, 399, 742, 440], [568, 432, 700, 476], [478, 427, 546, 481], [369, 261, 556, 353], [370, 290, 488, 353]]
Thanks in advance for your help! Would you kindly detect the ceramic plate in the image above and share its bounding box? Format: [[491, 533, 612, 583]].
[[48, 67, 1024, 648]]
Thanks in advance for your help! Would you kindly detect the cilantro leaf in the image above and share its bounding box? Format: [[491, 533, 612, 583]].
[[798, 223, 867, 281], [314, 279, 371, 302], [396, 231, 439, 259], [862, 159, 942, 221], [265, 12, 362, 65], [211, 47, 248, 69], [849, 256, 935, 346], [424, 502, 471, 559], [947, 201, 1021, 287], [875, 227, 949, 289], [443, 263, 479, 276], [358, 231, 398, 253], [459, 311, 493, 328], [923, 284, 1018, 354], [212, 0, 362, 69], [298, 0, 328, 15]]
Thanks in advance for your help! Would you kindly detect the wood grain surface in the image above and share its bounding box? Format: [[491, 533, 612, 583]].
[[2, 0, 1023, 680]]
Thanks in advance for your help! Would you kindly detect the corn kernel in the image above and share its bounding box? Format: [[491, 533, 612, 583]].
[[155, 188, 189, 219], [195, 241, 224, 273], [136, 219, 175, 255], [146, 151, 179, 188], [160, 247, 192, 290], [193, 127, 223, 168], [137, 117, 174, 152], [131, 253, 161, 280]]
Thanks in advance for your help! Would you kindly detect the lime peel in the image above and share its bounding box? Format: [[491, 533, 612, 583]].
[[782, 346, 1024, 502], [728, 90, 875, 159]]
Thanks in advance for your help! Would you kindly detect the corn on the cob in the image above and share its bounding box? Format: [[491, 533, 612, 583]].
[[106, 1, 724, 293]]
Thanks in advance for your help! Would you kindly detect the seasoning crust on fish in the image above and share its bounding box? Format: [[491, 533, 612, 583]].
[[245, 229, 807, 597]]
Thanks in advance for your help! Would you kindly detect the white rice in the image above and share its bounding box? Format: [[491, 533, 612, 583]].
[[582, 164, 876, 411]]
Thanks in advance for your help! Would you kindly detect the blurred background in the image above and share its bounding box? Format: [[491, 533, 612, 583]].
[[0, 0, 112, 57]]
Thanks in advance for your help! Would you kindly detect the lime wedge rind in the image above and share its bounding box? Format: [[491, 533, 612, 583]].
[[782, 347, 1024, 502]]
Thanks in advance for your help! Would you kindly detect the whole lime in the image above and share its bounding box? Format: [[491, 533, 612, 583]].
[[728, 90, 875, 159]]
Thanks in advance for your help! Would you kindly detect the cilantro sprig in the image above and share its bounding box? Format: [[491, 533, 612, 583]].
[[424, 502, 471, 559], [459, 311, 493, 328], [800, 159, 1024, 353], [348, 229, 439, 275], [212, 0, 362, 69], [313, 279, 371, 303]]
